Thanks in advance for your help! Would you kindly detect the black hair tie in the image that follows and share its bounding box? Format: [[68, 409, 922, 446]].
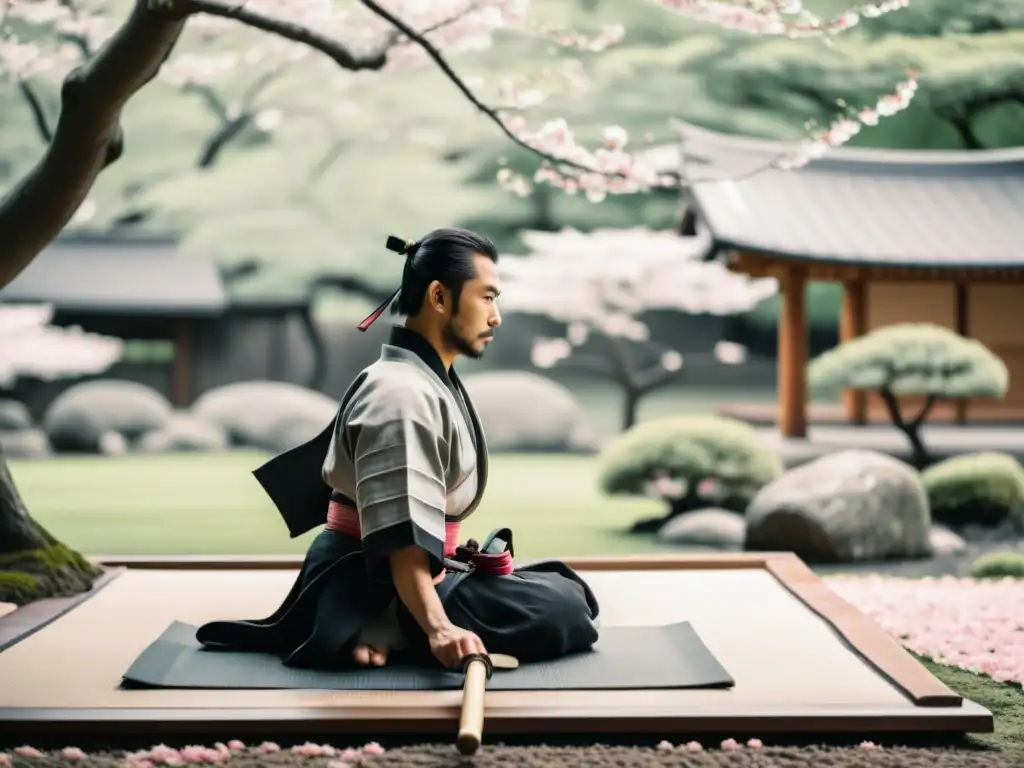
[[356, 234, 415, 331]]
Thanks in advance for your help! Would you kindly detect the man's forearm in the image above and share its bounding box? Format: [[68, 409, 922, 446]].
[[389, 545, 452, 636]]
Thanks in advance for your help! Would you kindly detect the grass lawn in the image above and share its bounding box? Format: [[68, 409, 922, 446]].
[[9, 451, 671, 559]]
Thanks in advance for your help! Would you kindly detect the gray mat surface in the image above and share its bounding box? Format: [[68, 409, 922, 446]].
[[122, 620, 734, 691]]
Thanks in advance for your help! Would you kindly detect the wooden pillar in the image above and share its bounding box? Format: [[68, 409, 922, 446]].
[[955, 283, 969, 423], [778, 267, 808, 438], [840, 280, 868, 424], [171, 319, 192, 408]]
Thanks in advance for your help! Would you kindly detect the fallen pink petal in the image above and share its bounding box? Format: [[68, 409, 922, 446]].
[[826, 575, 1024, 686], [13, 747, 44, 759]]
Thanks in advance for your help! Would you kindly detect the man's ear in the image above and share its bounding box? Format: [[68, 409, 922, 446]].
[[427, 280, 446, 313]]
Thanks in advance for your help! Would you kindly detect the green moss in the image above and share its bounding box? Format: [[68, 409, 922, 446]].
[[0, 543, 101, 606], [0, 571, 43, 603], [921, 654, 1024, 762], [922, 452, 1024, 528], [597, 415, 783, 513], [969, 551, 1024, 580]]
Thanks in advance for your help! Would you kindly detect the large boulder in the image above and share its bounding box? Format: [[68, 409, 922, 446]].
[[191, 381, 337, 453], [0, 428, 52, 459], [136, 412, 230, 454], [42, 380, 173, 453], [460, 371, 600, 453], [744, 449, 933, 563], [0, 399, 32, 431]]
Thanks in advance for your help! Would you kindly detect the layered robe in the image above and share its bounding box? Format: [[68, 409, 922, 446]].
[[195, 326, 600, 669]]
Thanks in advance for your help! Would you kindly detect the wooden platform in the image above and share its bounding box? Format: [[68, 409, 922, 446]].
[[0, 553, 993, 741]]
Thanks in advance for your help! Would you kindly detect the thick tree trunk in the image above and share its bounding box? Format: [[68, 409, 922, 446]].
[[0, 444, 102, 605], [0, 0, 188, 287], [0, 1, 187, 605]]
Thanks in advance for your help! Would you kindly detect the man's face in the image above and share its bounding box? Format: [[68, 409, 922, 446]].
[[444, 253, 502, 360]]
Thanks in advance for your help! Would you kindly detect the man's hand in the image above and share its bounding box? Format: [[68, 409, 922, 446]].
[[428, 624, 487, 669]]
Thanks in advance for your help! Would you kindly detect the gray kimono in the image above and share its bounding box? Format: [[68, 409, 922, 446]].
[[322, 341, 486, 583], [195, 325, 599, 670]]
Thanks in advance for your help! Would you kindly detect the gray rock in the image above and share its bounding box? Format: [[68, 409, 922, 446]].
[[136, 413, 230, 453], [0, 428, 52, 458], [0, 399, 32, 431], [460, 371, 600, 453], [98, 430, 128, 456], [929, 524, 967, 556], [657, 508, 745, 549], [43, 380, 173, 453], [191, 380, 337, 453], [744, 449, 933, 563]]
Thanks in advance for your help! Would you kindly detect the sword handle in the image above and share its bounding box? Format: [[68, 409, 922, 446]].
[[456, 653, 493, 755]]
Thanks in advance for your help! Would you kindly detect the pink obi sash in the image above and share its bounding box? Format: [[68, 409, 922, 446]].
[[325, 500, 513, 579]]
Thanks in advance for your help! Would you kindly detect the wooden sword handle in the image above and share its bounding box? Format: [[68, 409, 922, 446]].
[[456, 653, 493, 756]]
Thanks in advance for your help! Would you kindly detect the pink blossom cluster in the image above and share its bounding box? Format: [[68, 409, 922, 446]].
[[826, 573, 1024, 685], [497, 68, 918, 200], [534, 22, 626, 52], [654, 737, 879, 751], [651, 0, 911, 37], [0, 741, 386, 768], [776, 69, 919, 169], [497, 60, 590, 110]]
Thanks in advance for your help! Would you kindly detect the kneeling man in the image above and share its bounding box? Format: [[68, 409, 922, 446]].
[[196, 227, 599, 671]]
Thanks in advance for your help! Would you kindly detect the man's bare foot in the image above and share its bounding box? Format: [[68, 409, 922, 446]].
[[353, 644, 389, 666]]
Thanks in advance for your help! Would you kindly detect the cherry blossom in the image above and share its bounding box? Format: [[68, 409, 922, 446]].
[[499, 226, 778, 430], [826, 574, 1024, 686], [0, 304, 122, 389]]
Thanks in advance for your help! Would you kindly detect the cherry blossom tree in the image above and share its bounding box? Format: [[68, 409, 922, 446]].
[[498, 226, 778, 430], [0, 303, 123, 390], [0, 0, 918, 602]]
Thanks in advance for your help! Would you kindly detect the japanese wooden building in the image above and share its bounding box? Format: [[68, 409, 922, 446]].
[[674, 121, 1024, 437], [1, 230, 229, 407]]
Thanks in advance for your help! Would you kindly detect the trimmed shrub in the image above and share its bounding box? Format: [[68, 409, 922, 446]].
[[969, 551, 1024, 580], [597, 415, 783, 514], [921, 452, 1024, 529]]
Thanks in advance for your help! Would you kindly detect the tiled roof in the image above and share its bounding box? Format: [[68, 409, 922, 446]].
[[672, 121, 1024, 269], [1, 230, 229, 314]]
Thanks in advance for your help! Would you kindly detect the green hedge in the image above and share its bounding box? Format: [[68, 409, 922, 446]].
[[969, 552, 1024, 580], [921, 452, 1024, 529], [597, 415, 783, 513]]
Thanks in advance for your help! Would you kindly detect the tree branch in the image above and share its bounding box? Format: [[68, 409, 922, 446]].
[[181, 81, 229, 120], [16, 80, 54, 143], [239, 61, 290, 109], [185, 0, 392, 71], [909, 393, 939, 430], [0, 0, 188, 288], [196, 113, 252, 167], [879, 386, 906, 429], [358, 0, 610, 180]]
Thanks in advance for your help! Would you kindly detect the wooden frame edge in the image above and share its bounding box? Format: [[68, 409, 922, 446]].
[[87, 551, 961, 708], [761, 554, 962, 709], [0, 702, 992, 739]]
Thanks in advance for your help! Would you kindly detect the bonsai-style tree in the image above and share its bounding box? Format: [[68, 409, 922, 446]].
[[498, 226, 779, 430], [807, 323, 1010, 468], [0, 0, 920, 604]]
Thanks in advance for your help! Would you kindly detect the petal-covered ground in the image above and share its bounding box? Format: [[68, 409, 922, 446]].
[[825, 575, 1024, 686]]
